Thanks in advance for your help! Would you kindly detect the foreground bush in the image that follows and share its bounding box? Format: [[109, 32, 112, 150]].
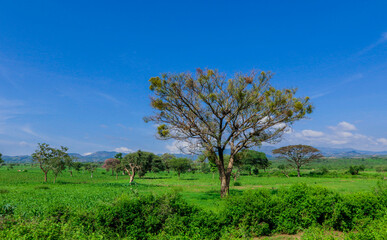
[[0, 183, 385, 239]]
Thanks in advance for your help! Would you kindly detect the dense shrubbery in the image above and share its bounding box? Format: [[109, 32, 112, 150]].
[[1, 183, 386, 239]]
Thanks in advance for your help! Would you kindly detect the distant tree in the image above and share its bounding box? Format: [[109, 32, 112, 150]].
[[32, 143, 53, 182], [102, 158, 121, 176], [160, 153, 174, 173], [272, 145, 323, 177], [151, 156, 165, 172], [0, 153, 3, 167], [67, 156, 79, 177], [115, 153, 123, 160], [84, 163, 99, 178], [145, 69, 313, 197], [51, 146, 72, 183], [349, 165, 365, 175], [198, 152, 219, 179], [72, 162, 83, 173], [121, 150, 157, 183], [168, 157, 192, 179], [278, 164, 291, 178], [235, 150, 270, 175]]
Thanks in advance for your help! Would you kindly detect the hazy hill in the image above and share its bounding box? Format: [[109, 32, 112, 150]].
[[3, 147, 387, 163]]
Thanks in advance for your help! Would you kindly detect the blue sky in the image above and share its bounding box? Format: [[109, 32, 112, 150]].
[[0, 1, 387, 155]]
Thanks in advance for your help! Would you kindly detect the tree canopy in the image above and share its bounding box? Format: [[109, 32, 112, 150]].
[[146, 69, 313, 197], [31, 143, 71, 182], [168, 157, 192, 179], [272, 145, 323, 177]]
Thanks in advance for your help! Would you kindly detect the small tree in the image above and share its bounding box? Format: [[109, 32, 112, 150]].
[[160, 153, 174, 173], [168, 157, 192, 179], [235, 150, 270, 175], [32, 143, 53, 182], [278, 164, 291, 178], [349, 165, 365, 175], [72, 162, 83, 173], [121, 150, 156, 183], [102, 158, 121, 176], [84, 163, 98, 178], [51, 147, 72, 183], [0, 153, 4, 167], [272, 145, 323, 177]]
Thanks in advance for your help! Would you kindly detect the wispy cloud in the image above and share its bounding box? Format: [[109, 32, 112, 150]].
[[95, 92, 123, 105], [311, 73, 363, 99], [356, 32, 387, 57]]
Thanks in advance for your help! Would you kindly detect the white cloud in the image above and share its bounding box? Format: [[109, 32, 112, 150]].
[[279, 121, 387, 151], [83, 152, 93, 156], [377, 138, 387, 145], [301, 130, 324, 137], [113, 147, 134, 153], [329, 121, 357, 132]]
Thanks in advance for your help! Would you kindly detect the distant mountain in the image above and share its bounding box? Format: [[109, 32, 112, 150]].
[[2, 147, 387, 163]]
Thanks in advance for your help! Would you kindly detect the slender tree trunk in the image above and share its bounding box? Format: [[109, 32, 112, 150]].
[[129, 172, 135, 183], [297, 166, 301, 177], [116, 172, 118, 180], [44, 171, 48, 182], [249, 169, 252, 175], [91, 172, 93, 178], [111, 169, 114, 176], [69, 170, 73, 177], [220, 174, 230, 197], [54, 175, 57, 183], [178, 171, 181, 180]]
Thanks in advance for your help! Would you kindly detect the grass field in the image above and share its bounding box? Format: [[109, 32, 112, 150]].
[[1, 164, 385, 216]]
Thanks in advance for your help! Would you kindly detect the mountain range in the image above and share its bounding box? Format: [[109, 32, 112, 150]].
[[3, 147, 387, 163]]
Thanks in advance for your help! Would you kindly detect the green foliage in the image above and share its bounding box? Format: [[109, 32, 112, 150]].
[[0, 164, 386, 239], [168, 157, 192, 178], [235, 150, 270, 175], [349, 165, 366, 175], [31, 143, 72, 182]]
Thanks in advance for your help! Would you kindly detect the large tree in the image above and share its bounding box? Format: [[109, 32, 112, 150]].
[[272, 145, 323, 177], [145, 69, 312, 197]]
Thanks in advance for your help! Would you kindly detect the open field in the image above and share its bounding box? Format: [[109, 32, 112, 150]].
[[0, 165, 385, 215], [1, 163, 386, 239]]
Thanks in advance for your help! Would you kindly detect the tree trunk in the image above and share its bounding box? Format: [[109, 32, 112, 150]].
[[220, 174, 230, 198], [91, 172, 93, 178], [129, 173, 135, 183], [116, 172, 118, 180], [297, 166, 301, 177], [178, 171, 181, 180], [53, 175, 57, 183], [44, 171, 48, 182], [249, 169, 252, 175], [111, 169, 114, 176], [69, 170, 73, 177]]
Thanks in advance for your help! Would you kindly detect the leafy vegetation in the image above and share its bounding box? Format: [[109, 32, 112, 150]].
[[0, 160, 386, 239]]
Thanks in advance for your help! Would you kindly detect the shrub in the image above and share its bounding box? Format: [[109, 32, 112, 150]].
[[349, 165, 365, 175]]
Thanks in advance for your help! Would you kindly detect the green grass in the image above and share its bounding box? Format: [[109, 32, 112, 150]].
[[0, 165, 385, 216]]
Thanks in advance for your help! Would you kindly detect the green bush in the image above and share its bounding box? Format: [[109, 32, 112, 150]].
[[0, 184, 385, 239]]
